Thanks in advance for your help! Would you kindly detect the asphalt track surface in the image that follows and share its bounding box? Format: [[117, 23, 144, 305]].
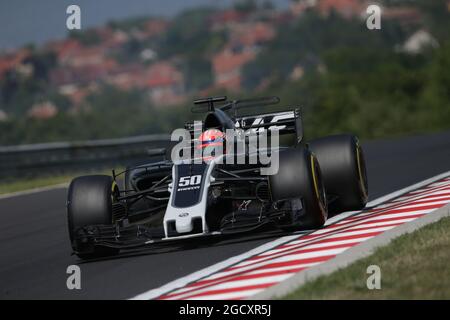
[[1, 131, 450, 299]]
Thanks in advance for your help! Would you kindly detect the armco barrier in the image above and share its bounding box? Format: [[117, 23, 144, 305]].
[[0, 134, 170, 179]]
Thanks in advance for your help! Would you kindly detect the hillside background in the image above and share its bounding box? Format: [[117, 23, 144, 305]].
[[0, 0, 449, 145]]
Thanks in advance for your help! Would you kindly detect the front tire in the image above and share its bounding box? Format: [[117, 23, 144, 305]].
[[67, 175, 119, 259], [269, 147, 328, 230]]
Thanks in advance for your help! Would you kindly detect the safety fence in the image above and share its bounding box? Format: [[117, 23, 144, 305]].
[[0, 134, 170, 179]]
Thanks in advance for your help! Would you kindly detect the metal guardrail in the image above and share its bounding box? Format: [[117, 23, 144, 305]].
[[0, 134, 171, 178]]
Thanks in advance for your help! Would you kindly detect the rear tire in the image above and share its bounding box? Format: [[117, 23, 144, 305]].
[[269, 147, 328, 230], [67, 175, 119, 259], [309, 134, 368, 214]]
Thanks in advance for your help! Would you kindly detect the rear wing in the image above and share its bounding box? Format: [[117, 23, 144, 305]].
[[192, 96, 280, 116], [188, 96, 304, 143], [236, 109, 304, 143]]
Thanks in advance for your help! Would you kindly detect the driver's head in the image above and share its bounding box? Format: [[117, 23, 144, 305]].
[[197, 129, 225, 159]]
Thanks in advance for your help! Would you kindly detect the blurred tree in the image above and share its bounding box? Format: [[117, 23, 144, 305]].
[[69, 29, 101, 46], [2, 2, 450, 145], [242, 11, 404, 90], [234, 0, 258, 12], [416, 0, 450, 42], [158, 8, 219, 58]]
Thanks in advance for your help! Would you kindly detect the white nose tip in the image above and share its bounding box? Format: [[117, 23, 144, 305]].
[[176, 217, 194, 233]]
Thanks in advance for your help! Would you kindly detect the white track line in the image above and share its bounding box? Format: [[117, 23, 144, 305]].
[[164, 274, 292, 300], [187, 289, 263, 301], [245, 263, 319, 275], [130, 234, 300, 300], [130, 170, 450, 300], [266, 237, 373, 255], [165, 203, 441, 299]]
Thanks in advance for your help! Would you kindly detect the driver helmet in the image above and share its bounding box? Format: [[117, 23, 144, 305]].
[[197, 129, 225, 159]]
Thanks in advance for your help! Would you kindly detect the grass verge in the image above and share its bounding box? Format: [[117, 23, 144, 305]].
[[0, 175, 73, 195], [284, 216, 450, 299], [0, 168, 122, 195]]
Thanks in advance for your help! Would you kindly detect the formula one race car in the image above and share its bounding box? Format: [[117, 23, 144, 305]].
[[67, 96, 368, 259]]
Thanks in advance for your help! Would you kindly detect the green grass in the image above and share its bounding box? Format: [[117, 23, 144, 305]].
[[0, 168, 122, 195], [0, 175, 73, 195], [284, 216, 450, 299]]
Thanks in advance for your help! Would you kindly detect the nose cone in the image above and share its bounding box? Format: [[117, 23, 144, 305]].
[[175, 215, 194, 233]]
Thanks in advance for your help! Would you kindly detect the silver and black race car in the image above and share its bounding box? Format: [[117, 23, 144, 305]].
[[67, 96, 368, 259]]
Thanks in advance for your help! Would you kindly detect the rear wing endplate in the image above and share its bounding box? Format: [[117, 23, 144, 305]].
[[236, 109, 304, 143]]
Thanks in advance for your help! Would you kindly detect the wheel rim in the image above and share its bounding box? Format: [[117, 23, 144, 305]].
[[111, 181, 119, 223], [310, 154, 327, 217], [356, 142, 369, 202]]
